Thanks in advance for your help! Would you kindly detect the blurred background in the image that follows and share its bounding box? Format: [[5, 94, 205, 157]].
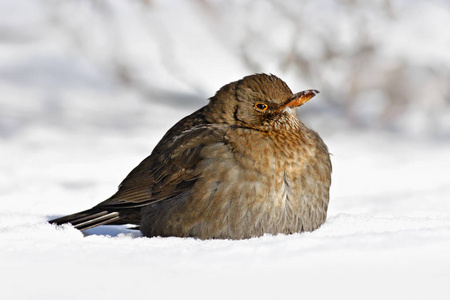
[[1, 0, 449, 140], [1, 0, 450, 217]]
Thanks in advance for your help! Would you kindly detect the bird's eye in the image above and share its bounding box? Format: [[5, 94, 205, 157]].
[[254, 103, 268, 111]]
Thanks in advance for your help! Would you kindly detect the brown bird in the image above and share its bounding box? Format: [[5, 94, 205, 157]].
[[50, 74, 331, 239]]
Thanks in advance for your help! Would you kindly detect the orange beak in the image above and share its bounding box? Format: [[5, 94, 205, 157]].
[[277, 90, 319, 111]]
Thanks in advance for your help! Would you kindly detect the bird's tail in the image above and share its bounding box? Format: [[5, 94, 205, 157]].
[[49, 209, 123, 231]]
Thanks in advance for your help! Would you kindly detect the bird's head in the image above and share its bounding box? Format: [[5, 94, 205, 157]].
[[207, 74, 319, 131]]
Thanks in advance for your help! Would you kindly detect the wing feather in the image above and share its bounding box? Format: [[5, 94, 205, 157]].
[[95, 124, 228, 209]]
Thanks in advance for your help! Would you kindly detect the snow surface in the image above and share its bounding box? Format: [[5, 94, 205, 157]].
[[2, 128, 450, 300], [1, 0, 450, 299]]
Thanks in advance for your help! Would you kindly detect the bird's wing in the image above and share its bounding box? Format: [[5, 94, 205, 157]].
[[94, 124, 227, 209]]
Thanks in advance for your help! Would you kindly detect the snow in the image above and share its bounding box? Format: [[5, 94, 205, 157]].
[[2, 103, 450, 300], [1, 0, 450, 299]]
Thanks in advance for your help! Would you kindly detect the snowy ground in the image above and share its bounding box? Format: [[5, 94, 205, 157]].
[[1, 0, 450, 299], [2, 98, 450, 300]]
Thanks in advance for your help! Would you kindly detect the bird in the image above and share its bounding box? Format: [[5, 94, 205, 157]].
[[49, 73, 332, 240]]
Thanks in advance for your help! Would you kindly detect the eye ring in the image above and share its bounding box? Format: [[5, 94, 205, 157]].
[[254, 103, 268, 111]]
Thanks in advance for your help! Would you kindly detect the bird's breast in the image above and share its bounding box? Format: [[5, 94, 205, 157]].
[[219, 125, 331, 231], [141, 124, 331, 239]]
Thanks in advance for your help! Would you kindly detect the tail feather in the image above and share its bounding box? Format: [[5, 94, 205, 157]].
[[73, 212, 121, 231], [49, 209, 124, 231]]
